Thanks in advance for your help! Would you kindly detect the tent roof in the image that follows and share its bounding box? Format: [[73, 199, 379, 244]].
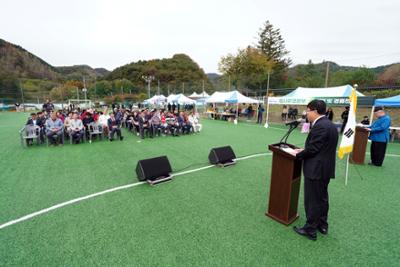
[[205, 91, 232, 103], [374, 94, 400, 107], [198, 91, 210, 97], [144, 94, 166, 104], [225, 90, 260, 104], [284, 85, 365, 98], [205, 90, 259, 104], [189, 92, 199, 98], [189, 91, 210, 98], [167, 94, 196, 104]]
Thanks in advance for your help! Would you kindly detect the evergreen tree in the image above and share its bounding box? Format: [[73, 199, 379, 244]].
[[257, 20, 292, 88]]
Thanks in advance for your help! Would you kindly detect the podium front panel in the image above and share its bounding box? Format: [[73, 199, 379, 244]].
[[266, 147, 302, 225], [351, 126, 369, 164]]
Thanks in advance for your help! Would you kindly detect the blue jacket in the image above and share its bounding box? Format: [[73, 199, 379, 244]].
[[368, 115, 391, 143]]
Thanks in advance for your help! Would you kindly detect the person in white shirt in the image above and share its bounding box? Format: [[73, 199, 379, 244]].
[[188, 112, 202, 133], [70, 113, 84, 144], [64, 112, 73, 135], [98, 111, 110, 136]]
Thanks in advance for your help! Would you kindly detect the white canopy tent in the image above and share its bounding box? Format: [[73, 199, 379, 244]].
[[205, 90, 260, 123], [264, 85, 364, 127], [143, 94, 167, 105], [198, 91, 210, 98], [189, 91, 210, 98], [268, 85, 364, 105], [205, 90, 260, 104], [189, 92, 200, 98], [167, 94, 196, 105]]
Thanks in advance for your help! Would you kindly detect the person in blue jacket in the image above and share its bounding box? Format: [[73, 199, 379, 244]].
[[366, 106, 391, 166]]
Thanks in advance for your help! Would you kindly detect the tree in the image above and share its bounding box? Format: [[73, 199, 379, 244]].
[[104, 54, 213, 94], [49, 82, 81, 101], [293, 60, 324, 87], [376, 64, 400, 86], [218, 46, 274, 90], [257, 20, 292, 88], [330, 67, 376, 87], [93, 80, 113, 97]]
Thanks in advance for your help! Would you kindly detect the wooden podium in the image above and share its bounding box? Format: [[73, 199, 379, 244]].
[[350, 126, 369, 164], [266, 143, 302, 225]]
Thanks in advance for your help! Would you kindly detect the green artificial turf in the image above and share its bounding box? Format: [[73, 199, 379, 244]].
[[0, 112, 399, 266]]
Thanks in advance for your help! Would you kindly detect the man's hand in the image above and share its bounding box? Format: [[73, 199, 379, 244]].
[[365, 128, 371, 132]]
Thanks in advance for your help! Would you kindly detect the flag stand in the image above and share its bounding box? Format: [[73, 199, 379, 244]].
[[345, 154, 350, 186]]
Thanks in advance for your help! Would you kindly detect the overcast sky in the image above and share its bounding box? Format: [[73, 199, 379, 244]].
[[1, 0, 399, 73]]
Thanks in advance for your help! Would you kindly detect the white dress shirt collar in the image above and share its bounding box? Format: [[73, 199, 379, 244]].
[[312, 115, 324, 127]]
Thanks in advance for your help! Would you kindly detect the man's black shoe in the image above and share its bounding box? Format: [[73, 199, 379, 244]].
[[293, 226, 317, 241], [120, 136, 124, 141], [318, 226, 328, 235]]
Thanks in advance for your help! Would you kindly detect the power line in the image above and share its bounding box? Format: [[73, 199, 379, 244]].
[[331, 51, 400, 62]]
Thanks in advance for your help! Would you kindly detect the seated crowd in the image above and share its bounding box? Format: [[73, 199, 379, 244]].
[[124, 108, 202, 139], [24, 105, 202, 146]]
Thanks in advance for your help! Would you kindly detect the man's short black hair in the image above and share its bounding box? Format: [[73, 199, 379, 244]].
[[307, 100, 326, 115]]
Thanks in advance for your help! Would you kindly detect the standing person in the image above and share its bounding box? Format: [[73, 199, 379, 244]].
[[361, 116, 370, 125], [257, 104, 265, 124], [292, 106, 298, 120], [366, 107, 391, 166], [292, 100, 339, 241], [281, 105, 288, 121], [340, 106, 349, 133], [325, 107, 334, 121], [288, 106, 294, 120], [15, 102, 20, 112], [247, 104, 253, 120]]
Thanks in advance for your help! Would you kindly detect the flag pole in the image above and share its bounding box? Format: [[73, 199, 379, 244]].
[[345, 154, 350, 186]]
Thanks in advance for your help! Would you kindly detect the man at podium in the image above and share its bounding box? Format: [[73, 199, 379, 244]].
[[291, 100, 338, 241]]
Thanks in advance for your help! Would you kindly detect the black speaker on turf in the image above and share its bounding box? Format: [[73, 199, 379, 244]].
[[208, 146, 236, 166], [136, 156, 172, 184]]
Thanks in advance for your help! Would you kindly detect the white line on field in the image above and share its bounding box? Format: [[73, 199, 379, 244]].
[[0, 152, 271, 230], [1, 151, 397, 231], [0, 182, 145, 230]]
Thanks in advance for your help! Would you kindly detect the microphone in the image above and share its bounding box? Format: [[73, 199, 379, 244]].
[[285, 119, 301, 127], [279, 119, 301, 145]]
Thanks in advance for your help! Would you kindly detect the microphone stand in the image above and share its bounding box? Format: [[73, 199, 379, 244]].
[[279, 122, 299, 147]]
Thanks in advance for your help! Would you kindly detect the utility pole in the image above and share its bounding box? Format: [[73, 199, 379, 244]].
[[182, 82, 185, 94], [324, 61, 330, 88], [267, 71, 271, 93], [202, 79, 205, 94], [77, 87, 79, 101], [142, 75, 154, 98], [82, 88, 87, 102], [158, 80, 160, 95], [228, 75, 231, 91], [20, 86, 25, 112], [60, 86, 64, 109], [94, 79, 97, 100], [264, 70, 272, 129]]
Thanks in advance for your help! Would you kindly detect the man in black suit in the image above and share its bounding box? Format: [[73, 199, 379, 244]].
[[292, 100, 338, 241], [107, 113, 124, 141]]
